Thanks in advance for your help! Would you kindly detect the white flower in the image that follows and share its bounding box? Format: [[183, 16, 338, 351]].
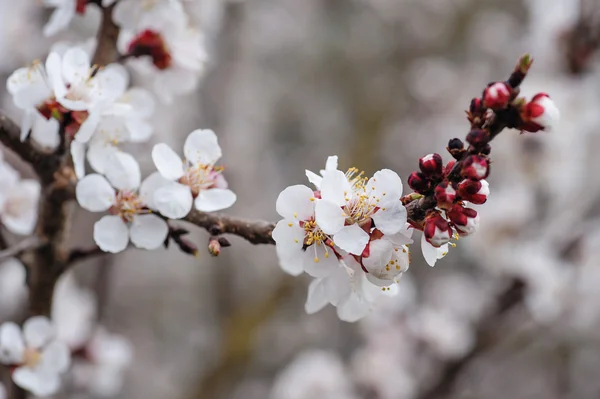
[[72, 327, 133, 397], [52, 272, 97, 350], [0, 258, 27, 316], [42, 0, 81, 37], [0, 317, 70, 397], [116, 2, 207, 102], [420, 233, 449, 267], [150, 129, 236, 218], [361, 228, 413, 287], [305, 155, 339, 189], [0, 168, 40, 235], [315, 168, 407, 255], [76, 152, 169, 253], [272, 185, 341, 278]]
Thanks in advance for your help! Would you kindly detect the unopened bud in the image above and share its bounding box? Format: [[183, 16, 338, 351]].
[[520, 93, 559, 132], [482, 82, 511, 109], [434, 181, 457, 209], [470, 97, 483, 114], [208, 238, 221, 257], [461, 155, 489, 180], [419, 153, 443, 177], [423, 212, 452, 247], [466, 129, 489, 148], [408, 171, 431, 194], [447, 138, 464, 160], [480, 144, 491, 155], [218, 237, 231, 247], [457, 179, 489, 204], [177, 237, 199, 257], [447, 204, 480, 236]]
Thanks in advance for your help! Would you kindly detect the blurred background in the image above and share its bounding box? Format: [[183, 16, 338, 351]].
[[2, 0, 600, 398]]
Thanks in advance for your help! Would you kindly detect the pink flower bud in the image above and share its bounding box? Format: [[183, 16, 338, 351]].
[[408, 171, 431, 194], [447, 204, 480, 236], [521, 93, 560, 132], [419, 153, 443, 177], [423, 212, 452, 247], [443, 160, 456, 177], [434, 181, 456, 208], [461, 155, 489, 180], [483, 82, 511, 109], [466, 129, 489, 147], [457, 179, 489, 204]]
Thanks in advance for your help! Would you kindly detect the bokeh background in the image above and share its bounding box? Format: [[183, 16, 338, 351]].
[[2, 0, 600, 398]]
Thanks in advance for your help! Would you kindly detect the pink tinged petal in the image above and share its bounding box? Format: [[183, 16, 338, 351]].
[[333, 224, 370, 255], [62, 48, 91, 85], [372, 202, 407, 235], [314, 200, 345, 235], [194, 189, 237, 212], [23, 316, 54, 350], [129, 214, 168, 250], [275, 185, 315, 220], [183, 129, 222, 165], [31, 115, 60, 150], [336, 292, 370, 323], [152, 143, 184, 180], [0, 322, 25, 364], [94, 216, 129, 253], [305, 170, 322, 189], [74, 110, 102, 143], [13, 367, 60, 397], [139, 172, 171, 209], [153, 183, 193, 219], [39, 341, 70, 373], [305, 279, 329, 314], [70, 141, 86, 180], [76, 174, 115, 212], [320, 170, 352, 206], [302, 244, 339, 278], [43, 4, 76, 37], [272, 220, 304, 276], [45, 52, 67, 99], [104, 151, 141, 191], [87, 143, 119, 175], [420, 234, 448, 267]]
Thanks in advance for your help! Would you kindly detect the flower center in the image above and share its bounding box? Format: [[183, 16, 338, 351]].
[[178, 164, 223, 197], [302, 220, 326, 246], [342, 168, 383, 225], [109, 191, 148, 223], [23, 348, 41, 369], [127, 30, 172, 70]]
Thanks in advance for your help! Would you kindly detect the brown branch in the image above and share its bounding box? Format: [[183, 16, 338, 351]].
[[92, 3, 120, 66], [183, 210, 276, 245], [0, 236, 44, 263], [66, 245, 106, 265]]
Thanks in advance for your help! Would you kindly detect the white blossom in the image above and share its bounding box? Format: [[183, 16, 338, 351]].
[[76, 152, 169, 253], [0, 258, 27, 316], [0, 317, 70, 397], [361, 227, 412, 287], [305, 155, 339, 189], [150, 129, 236, 218], [0, 160, 40, 235], [420, 233, 449, 267]]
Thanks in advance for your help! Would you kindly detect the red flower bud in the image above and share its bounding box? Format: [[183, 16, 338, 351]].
[[419, 153, 443, 177], [457, 179, 489, 204], [466, 129, 489, 148], [408, 171, 431, 194], [423, 212, 452, 247], [461, 155, 489, 180], [520, 93, 559, 132], [470, 97, 483, 114], [443, 160, 456, 177], [482, 82, 511, 109], [127, 30, 173, 70], [447, 204, 479, 236], [434, 181, 456, 208]]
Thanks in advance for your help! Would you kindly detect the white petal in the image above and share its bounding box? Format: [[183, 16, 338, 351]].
[[183, 129, 222, 165], [154, 183, 193, 219], [94, 216, 129, 253], [39, 341, 70, 373], [87, 142, 119, 175], [305, 170, 322, 189], [371, 202, 407, 235], [70, 141, 86, 179], [45, 52, 67, 99], [129, 214, 168, 250], [23, 316, 54, 350], [275, 185, 315, 220], [76, 174, 115, 212], [333, 225, 370, 255], [361, 239, 394, 281], [324, 155, 338, 172], [62, 48, 91, 85], [302, 244, 339, 278], [305, 279, 329, 314], [194, 189, 237, 212], [336, 292, 370, 322], [152, 143, 184, 180], [104, 151, 141, 191], [320, 170, 352, 206], [20, 111, 35, 142], [94, 65, 129, 102], [74, 110, 101, 143], [125, 119, 153, 142], [2, 180, 41, 236], [386, 225, 414, 246], [139, 172, 171, 209], [13, 367, 60, 397], [421, 234, 448, 267], [121, 87, 155, 119], [43, 5, 76, 37], [0, 322, 25, 364], [368, 169, 404, 201], [314, 200, 346, 235], [272, 220, 305, 276]]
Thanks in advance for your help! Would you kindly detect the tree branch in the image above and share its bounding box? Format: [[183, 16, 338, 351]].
[[183, 210, 276, 245], [66, 245, 106, 265], [0, 237, 44, 264]]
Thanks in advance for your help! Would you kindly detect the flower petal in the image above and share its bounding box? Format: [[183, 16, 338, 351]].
[[183, 129, 222, 165], [361, 238, 394, 285], [2, 180, 41, 235], [121, 87, 155, 119], [314, 199, 345, 235], [152, 143, 184, 180], [336, 292, 370, 323], [62, 48, 91, 85], [275, 185, 315, 220], [305, 170, 322, 189], [76, 174, 115, 212], [302, 244, 339, 278], [45, 52, 67, 99], [305, 278, 329, 314], [372, 202, 407, 235], [421, 234, 448, 267], [333, 224, 369, 255], [139, 172, 171, 209], [23, 316, 54, 350], [320, 170, 351, 206], [70, 141, 86, 179], [324, 155, 338, 172], [13, 367, 60, 397], [94, 215, 129, 253], [87, 142, 119, 175], [194, 189, 237, 212], [39, 341, 70, 373], [129, 214, 169, 250], [272, 220, 305, 276], [154, 183, 193, 219], [0, 322, 25, 364], [74, 110, 101, 143], [43, 4, 75, 37], [104, 151, 141, 191], [368, 169, 403, 201]]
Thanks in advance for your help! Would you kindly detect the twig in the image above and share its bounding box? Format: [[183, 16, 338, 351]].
[[66, 245, 106, 265], [0, 237, 44, 263], [183, 210, 276, 245]]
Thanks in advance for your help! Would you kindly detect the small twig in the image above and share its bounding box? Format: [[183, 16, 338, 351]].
[[183, 210, 276, 245], [0, 236, 44, 263], [66, 245, 106, 265]]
